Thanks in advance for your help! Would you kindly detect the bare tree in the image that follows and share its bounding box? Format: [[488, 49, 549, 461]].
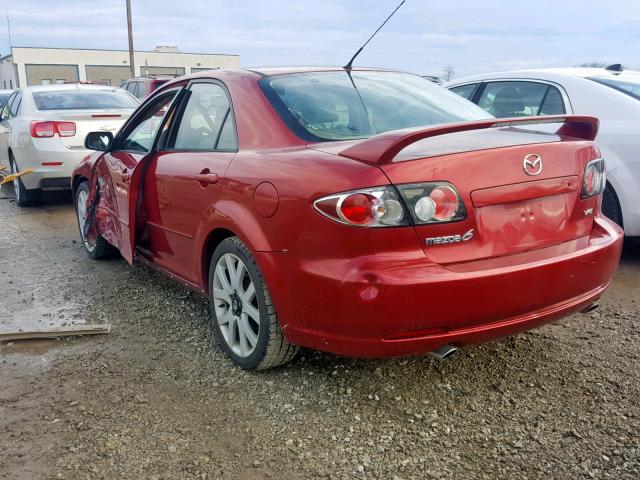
[[442, 65, 455, 82], [576, 62, 608, 68]]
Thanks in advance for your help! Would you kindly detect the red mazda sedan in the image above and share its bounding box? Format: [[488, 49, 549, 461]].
[[72, 67, 623, 370]]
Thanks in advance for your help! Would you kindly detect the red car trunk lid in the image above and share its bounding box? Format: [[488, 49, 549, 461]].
[[331, 116, 601, 265]]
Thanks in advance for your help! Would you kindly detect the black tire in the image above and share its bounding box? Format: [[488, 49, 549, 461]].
[[10, 155, 41, 207], [74, 181, 111, 260], [208, 237, 299, 370], [602, 183, 623, 228]]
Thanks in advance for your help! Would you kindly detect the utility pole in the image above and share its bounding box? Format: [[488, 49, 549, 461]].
[[126, 0, 135, 78], [6, 9, 12, 50]]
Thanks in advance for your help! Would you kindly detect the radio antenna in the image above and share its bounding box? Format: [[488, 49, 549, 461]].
[[343, 0, 406, 70]]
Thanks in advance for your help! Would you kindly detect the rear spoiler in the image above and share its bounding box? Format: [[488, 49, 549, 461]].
[[339, 115, 599, 165]]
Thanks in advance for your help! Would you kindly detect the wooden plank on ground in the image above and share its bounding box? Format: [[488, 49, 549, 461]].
[[0, 324, 111, 342]]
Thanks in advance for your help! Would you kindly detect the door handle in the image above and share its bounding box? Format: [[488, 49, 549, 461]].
[[195, 172, 219, 185]]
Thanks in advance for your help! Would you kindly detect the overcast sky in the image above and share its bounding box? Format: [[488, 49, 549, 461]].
[[3, 0, 639, 78]]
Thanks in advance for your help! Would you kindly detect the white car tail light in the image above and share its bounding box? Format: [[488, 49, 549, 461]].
[[30, 121, 76, 138], [581, 158, 605, 198], [313, 182, 467, 227]]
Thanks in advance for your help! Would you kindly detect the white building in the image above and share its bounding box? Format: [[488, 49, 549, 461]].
[[0, 46, 240, 89]]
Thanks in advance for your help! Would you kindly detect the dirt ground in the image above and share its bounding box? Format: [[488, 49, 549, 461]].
[[1, 186, 638, 480]]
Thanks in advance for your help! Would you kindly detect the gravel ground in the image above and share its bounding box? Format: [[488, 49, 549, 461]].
[[1, 187, 639, 480]]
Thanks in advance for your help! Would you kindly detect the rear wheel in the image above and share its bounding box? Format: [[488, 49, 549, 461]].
[[208, 237, 299, 370], [10, 155, 41, 207], [602, 183, 623, 228], [75, 181, 111, 259]]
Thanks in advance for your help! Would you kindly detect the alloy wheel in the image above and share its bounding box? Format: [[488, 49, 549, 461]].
[[212, 253, 260, 358], [76, 189, 95, 253]]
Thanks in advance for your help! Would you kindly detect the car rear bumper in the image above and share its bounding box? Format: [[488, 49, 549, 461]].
[[261, 216, 623, 358], [17, 146, 89, 190]]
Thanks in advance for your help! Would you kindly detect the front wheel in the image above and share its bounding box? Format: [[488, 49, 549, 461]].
[[75, 181, 111, 260], [208, 237, 299, 370]]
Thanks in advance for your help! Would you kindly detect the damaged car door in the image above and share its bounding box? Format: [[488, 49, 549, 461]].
[[95, 88, 182, 264]]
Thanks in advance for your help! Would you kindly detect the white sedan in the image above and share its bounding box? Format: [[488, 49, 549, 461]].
[[447, 67, 640, 239], [0, 83, 139, 206]]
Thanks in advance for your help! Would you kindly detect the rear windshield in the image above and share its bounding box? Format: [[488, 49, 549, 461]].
[[588, 76, 640, 101], [33, 89, 139, 111], [260, 71, 492, 141]]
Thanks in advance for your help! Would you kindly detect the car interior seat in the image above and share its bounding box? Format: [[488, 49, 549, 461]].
[[491, 87, 526, 117]]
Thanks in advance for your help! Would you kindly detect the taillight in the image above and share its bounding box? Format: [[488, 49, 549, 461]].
[[30, 121, 56, 138], [30, 121, 76, 138], [581, 158, 605, 198], [397, 182, 467, 224], [56, 122, 76, 137], [313, 186, 408, 227], [313, 182, 467, 227]]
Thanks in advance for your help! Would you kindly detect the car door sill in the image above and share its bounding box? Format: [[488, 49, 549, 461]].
[[135, 247, 206, 295]]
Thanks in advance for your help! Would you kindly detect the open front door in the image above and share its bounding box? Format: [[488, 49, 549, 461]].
[[97, 88, 183, 265]]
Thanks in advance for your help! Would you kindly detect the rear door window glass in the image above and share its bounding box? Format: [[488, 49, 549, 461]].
[[172, 82, 236, 151], [477, 81, 565, 117], [450, 83, 479, 101], [588, 76, 640, 101], [9, 92, 21, 117]]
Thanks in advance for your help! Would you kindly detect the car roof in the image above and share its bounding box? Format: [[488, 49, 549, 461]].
[[157, 66, 412, 91], [245, 66, 403, 76], [447, 67, 640, 86], [26, 83, 122, 93]]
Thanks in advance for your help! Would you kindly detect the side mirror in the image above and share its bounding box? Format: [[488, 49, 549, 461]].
[[85, 131, 114, 151]]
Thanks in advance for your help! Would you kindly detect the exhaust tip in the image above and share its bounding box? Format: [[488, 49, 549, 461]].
[[429, 344, 458, 361], [580, 302, 600, 314]]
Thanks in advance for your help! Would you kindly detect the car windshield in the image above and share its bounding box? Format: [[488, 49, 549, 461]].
[[588, 76, 640, 101], [33, 89, 139, 110], [260, 71, 492, 141]]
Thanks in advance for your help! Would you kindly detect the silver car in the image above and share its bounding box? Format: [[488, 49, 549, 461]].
[[0, 83, 139, 206]]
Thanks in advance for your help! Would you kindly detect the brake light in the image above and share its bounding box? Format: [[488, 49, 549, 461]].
[[30, 121, 76, 138], [56, 122, 76, 137], [397, 182, 467, 224], [313, 182, 467, 227], [581, 158, 605, 198], [30, 121, 56, 138], [314, 186, 408, 227]]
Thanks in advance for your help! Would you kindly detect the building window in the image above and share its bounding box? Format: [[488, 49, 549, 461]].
[[41, 79, 52, 85], [55, 79, 66, 84], [9, 79, 13, 88]]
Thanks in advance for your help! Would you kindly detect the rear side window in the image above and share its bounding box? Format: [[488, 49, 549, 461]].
[[0, 93, 12, 108], [171, 82, 237, 151], [134, 83, 146, 99], [588, 76, 640, 101], [33, 89, 139, 110], [476, 81, 565, 117], [128, 82, 140, 97], [9, 92, 21, 117], [450, 83, 478, 100], [1, 92, 16, 119]]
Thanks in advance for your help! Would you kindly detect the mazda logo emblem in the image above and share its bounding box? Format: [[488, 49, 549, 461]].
[[523, 154, 543, 176]]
